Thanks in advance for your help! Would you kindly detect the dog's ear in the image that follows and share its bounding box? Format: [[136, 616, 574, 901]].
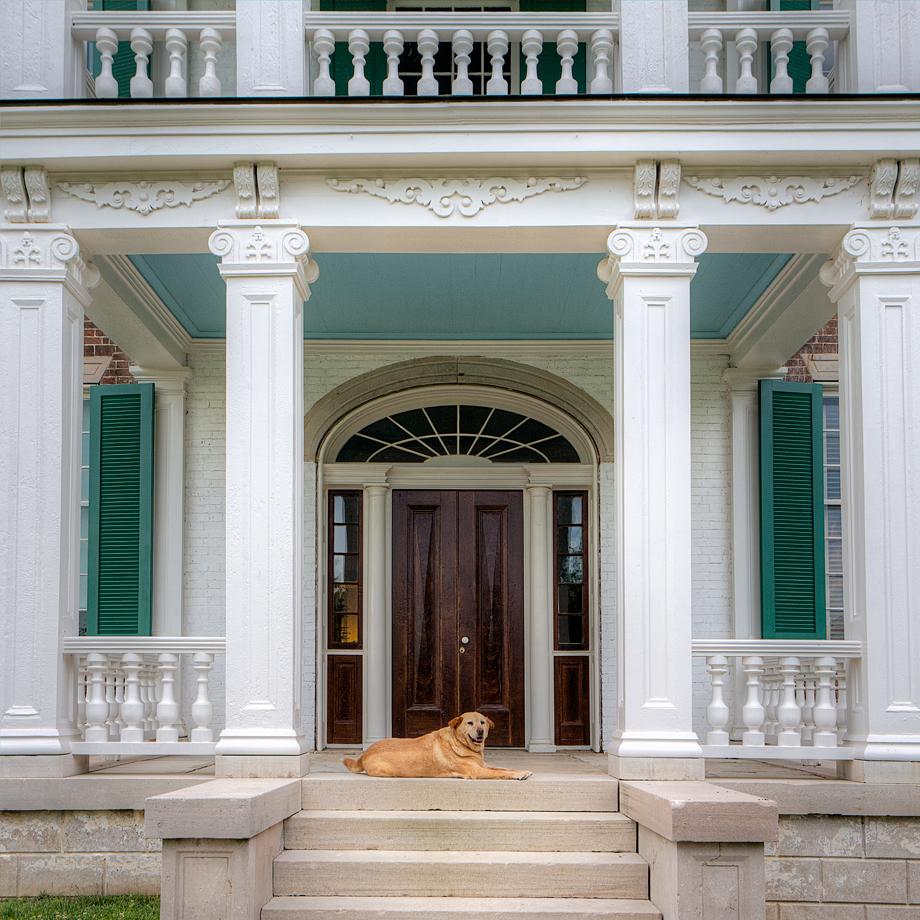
[[486, 717, 495, 730], [448, 715, 463, 730]]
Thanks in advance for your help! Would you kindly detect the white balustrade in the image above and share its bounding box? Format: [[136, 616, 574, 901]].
[[348, 29, 371, 96], [67, 638, 224, 754], [688, 10, 848, 96], [383, 29, 405, 97], [452, 30, 474, 96], [695, 640, 862, 759], [417, 29, 440, 96], [589, 28, 614, 95], [486, 30, 510, 96]]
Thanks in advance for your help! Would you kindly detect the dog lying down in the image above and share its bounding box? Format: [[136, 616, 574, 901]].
[[343, 711, 533, 780]]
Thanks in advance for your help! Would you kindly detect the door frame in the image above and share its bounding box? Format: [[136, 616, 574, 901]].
[[317, 461, 598, 751]]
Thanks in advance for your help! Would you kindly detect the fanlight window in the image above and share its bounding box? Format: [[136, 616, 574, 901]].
[[336, 404, 580, 463]]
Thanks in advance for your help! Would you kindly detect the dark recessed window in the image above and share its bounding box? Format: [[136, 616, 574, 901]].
[[336, 405, 580, 463]]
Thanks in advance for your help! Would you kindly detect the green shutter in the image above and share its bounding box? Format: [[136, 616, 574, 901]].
[[91, 0, 150, 99], [87, 383, 154, 636], [519, 0, 587, 95], [320, 0, 387, 96], [759, 380, 826, 639]]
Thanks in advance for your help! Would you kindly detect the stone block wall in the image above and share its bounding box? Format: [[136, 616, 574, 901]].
[[0, 810, 159, 898], [766, 815, 920, 919]]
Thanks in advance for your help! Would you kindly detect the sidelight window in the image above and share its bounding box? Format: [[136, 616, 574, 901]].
[[328, 491, 363, 648]]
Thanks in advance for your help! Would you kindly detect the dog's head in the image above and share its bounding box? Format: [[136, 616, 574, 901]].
[[449, 711, 495, 748]]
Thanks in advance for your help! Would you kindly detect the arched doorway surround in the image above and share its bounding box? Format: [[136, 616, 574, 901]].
[[308, 360, 612, 753]]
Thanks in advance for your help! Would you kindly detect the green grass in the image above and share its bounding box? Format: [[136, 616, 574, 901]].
[[0, 896, 159, 919]]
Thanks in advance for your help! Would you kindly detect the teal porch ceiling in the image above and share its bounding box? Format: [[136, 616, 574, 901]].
[[129, 252, 792, 341]]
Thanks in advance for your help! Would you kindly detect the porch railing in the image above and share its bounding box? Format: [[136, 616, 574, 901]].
[[693, 638, 862, 760], [63, 636, 225, 756]]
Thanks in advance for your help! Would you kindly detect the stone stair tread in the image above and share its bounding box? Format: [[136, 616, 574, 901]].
[[262, 896, 661, 919], [275, 849, 645, 865]]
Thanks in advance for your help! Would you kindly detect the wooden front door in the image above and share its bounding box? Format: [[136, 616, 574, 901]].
[[392, 490, 525, 746]]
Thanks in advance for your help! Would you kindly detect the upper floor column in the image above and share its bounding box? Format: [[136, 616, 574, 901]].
[[598, 224, 706, 780], [820, 225, 920, 781], [209, 218, 319, 777], [236, 0, 308, 96], [618, 0, 689, 93], [0, 220, 97, 772]]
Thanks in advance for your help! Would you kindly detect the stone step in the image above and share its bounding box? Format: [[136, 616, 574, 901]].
[[300, 774, 619, 812], [262, 896, 661, 919], [283, 809, 636, 852], [272, 850, 649, 900]]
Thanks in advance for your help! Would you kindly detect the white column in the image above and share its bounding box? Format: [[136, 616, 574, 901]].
[[209, 219, 318, 775], [617, 0, 689, 93], [236, 0, 308, 96], [598, 224, 706, 779], [0, 225, 97, 772], [363, 480, 390, 747], [820, 226, 920, 780], [130, 367, 191, 638], [0, 0, 84, 100], [723, 366, 785, 738], [527, 482, 555, 753]]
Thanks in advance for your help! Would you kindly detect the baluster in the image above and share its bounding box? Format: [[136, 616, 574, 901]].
[[776, 657, 802, 746], [144, 659, 158, 736], [769, 28, 793, 93], [520, 30, 543, 95], [741, 656, 766, 746], [313, 30, 336, 97], [555, 30, 579, 94], [813, 656, 839, 747], [705, 655, 731, 746], [164, 28, 188, 98], [190, 652, 215, 742], [76, 657, 88, 732], [137, 661, 150, 736], [84, 653, 110, 743], [734, 28, 758, 94], [198, 28, 222, 97], [486, 30, 509, 96], [107, 659, 122, 740], [801, 662, 816, 745], [129, 28, 154, 99], [383, 30, 405, 96], [348, 29, 371, 96], [763, 665, 778, 743], [119, 652, 145, 742], [94, 28, 120, 99], [805, 27, 829, 94], [451, 30, 474, 96], [156, 653, 181, 743], [589, 29, 613, 94], [836, 664, 848, 741], [699, 28, 723, 94], [417, 30, 440, 96]]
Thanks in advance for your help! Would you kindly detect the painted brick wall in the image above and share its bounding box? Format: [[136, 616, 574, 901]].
[[83, 319, 135, 385], [181, 343, 734, 746]]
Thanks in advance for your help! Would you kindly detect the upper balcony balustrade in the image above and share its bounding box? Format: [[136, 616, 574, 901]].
[[5, 0, 918, 102]]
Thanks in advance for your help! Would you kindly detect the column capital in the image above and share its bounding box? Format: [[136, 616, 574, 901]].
[[820, 224, 920, 302], [722, 366, 787, 394], [129, 366, 193, 393], [0, 225, 99, 305], [597, 224, 708, 298], [208, 219, 319, 301]]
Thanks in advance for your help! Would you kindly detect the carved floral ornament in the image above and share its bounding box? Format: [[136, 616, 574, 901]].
[[0, 228, 99, 291], [596, 226, 709, 292], [57, 179, 230, 216], [819, 226, 920, 297], [208, 223, 320, 284], [683, 174, 862, 211], [326, 176, 586, 218]]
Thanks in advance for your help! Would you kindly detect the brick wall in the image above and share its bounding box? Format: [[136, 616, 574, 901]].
[[83, 319, 135, 385], [785, 317, 838, 384], [766, 815, 920, 919]]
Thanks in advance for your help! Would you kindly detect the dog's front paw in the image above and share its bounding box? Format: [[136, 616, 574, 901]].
[[515, 771, 533, 781]]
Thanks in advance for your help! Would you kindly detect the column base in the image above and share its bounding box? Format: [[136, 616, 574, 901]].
[[838, 759, 920, 784], [0, 754, 89, 778], [527, 741, 557, 754], [215, 752, 311, 779], [608, 754, 705, 781]]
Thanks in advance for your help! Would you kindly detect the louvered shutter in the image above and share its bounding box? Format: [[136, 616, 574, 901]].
[[759, 380, 826, 639], [320, 0, 387, 96], [92, 0, 150, 99], [87, 383, 154, 636], [519, 0, 587, 95]]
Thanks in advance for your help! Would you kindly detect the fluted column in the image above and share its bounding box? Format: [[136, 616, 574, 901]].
[[527, 482, 555, 753], [820, 226, 920, 781], [598, 224, 706, 779], [0, 225, 98, 772], [363, 480, 390, 747], [209, 219, 318, 776]]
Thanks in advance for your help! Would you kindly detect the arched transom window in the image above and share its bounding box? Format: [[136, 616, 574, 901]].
[[336, 404, 581, 463]]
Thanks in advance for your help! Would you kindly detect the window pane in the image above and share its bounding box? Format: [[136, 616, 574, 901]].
[[559, 583, 583, 614], [558, 555, 583, 584], [826, 506, 842, 538], [333, 494, 360, 524], [333, 554, 360, 583], [825, 466, 841, 501], [825, 431, 840, 466], [331, 613, 359, 646], [557, 526, 583, 554], [79, 573, 87, 610], [333, 583, 359, 613], [826, 537, 843, 573], [334, 524, 360, 554], [557, 615, 584, 647], [828, 574, 844, 608], [824, 396, 839, 429], [81, 467, 89, 499], [556, 495, 583, 525], [829, 612, 845, 640]]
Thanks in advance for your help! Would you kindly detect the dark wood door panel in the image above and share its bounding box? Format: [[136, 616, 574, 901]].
[[554, 655, 591, 746], [327, 655, 362, 745]]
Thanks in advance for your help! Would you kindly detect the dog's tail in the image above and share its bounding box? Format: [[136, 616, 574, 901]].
[[343, 755, 364, 774]]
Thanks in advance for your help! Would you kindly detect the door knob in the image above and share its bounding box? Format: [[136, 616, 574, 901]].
[[460, 636, 469, 645]]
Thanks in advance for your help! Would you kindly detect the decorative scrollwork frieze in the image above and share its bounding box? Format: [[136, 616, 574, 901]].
[[57, 179, 229, 216], [683, 174, 862, 211], [326, 176, 586, 218]]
